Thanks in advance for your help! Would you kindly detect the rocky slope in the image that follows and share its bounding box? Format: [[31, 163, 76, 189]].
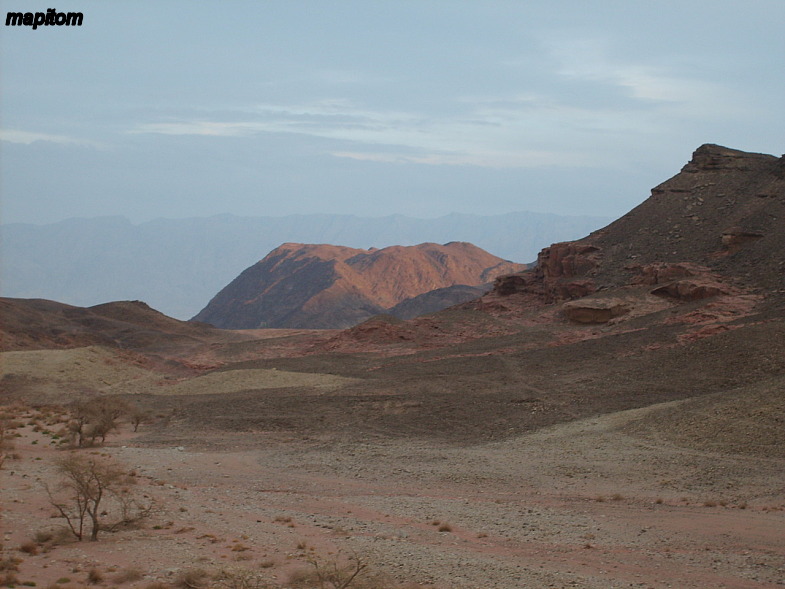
[[477, 144, 785, 319], [192, 242, 526, 329], [321, 144, 784, 354]]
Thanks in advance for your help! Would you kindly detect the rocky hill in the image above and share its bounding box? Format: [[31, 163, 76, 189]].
[[478, 144, 785, 319], [192, 242, 526, 329], [0, 298, 235, 354]]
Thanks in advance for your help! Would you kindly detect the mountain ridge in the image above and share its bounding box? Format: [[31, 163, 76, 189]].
[[0, 211, 609, 319], [193, 241, 527, 329]]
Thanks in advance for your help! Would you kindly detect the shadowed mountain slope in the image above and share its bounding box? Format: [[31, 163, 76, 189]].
[[0, 298, 240, 353]]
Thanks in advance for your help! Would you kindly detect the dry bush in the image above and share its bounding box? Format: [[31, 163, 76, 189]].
[[66, 397, 131, 448], [1, 571, 20, 587], [174, 568, 210, 589], [45, 453, 154, 541], [212, 568, 273, 589], [112, 568, 144, 584], [87, 567, 103, 584], [130, 408, 151, 433], [44, 527, 75, 549], [33, 530, 54, 544], [0, 557, 21, 572], [18, 541, 38, 555], [289, 553, 375, 589], [437, 524, 452, 533], [0, 419, 16, 470]]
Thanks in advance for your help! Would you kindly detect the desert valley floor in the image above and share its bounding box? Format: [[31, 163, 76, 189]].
[[2, 310, 784, 589]]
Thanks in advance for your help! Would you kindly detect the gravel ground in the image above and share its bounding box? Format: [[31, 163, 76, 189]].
[[4, 400, 784, 589]]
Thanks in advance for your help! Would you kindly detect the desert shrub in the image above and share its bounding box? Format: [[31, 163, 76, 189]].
[[0, 419, 16, 470], [112, 568, 144, 584], [18, 542, 38, 555], [87, 568, 103, 584], [212, 568, 272, 589], [174, 568, 209, 589], [437, 524, 452, 533], [66, 397, 131, 447], [45, 453, 153, 541], [130, 408, 151, 433], [289, 553, 370, 589], [46, 527, 75, 548], [0, 558, 21, 572]]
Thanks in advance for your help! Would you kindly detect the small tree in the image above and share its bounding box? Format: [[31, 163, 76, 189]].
[[129, 407, 151, 433], [45, 453, 149, 541], [67, 397, 130, 447]]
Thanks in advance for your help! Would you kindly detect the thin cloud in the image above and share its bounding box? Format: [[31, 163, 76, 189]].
[[0, 129, 103, 148], [129, 99, 603, 168], [542, 35, 740, 115], [330, 149, 585, 168]]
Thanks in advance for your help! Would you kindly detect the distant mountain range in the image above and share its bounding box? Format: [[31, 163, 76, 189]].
[[193, 242, 527, 329], [0, 211, 610, 319]]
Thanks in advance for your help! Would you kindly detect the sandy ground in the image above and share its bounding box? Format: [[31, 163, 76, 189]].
[[0, 347, 357, 399], [3, 401, 784, 589]]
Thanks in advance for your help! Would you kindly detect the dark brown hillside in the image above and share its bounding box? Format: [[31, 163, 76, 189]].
[[485, 144, 785, 311], [0, 297, 242, 353], [192, 241, 526, 329]]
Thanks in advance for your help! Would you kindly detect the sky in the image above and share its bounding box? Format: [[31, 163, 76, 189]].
[[1, 0, 783, 225]]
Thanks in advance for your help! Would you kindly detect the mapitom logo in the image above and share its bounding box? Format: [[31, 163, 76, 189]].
[[6, 8, 83, 30]]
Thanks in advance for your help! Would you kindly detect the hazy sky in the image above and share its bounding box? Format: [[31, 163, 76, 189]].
[[2, 0, 783, 225]]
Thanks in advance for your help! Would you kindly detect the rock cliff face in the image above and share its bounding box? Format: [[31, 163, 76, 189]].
[[487, 144, 785, 308], [193, 242, 526, 329]]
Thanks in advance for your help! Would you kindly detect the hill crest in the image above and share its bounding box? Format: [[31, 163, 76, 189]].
[[192, 241, 527, 329]]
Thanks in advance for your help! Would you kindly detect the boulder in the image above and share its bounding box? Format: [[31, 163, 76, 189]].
[[562, 299, 630, 324]]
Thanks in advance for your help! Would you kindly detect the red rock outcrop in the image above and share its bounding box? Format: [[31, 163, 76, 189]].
[[561, 299, 630, 324], [491, 242, 600, 303]]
